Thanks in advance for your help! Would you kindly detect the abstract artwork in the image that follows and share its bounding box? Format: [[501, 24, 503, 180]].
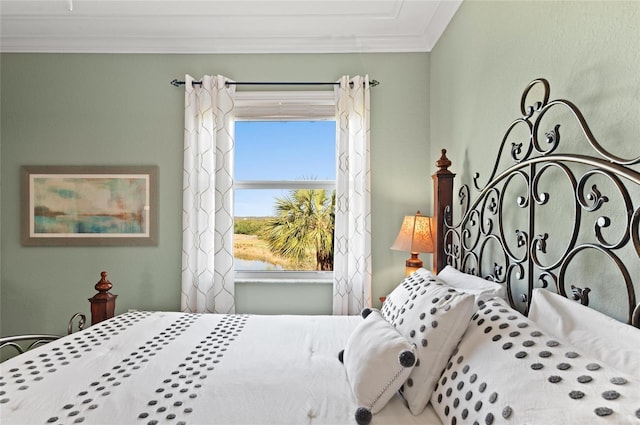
[[21, 166, 158, 246]]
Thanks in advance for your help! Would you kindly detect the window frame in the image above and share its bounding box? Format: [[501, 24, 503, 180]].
[[233, 90, 337, 284]]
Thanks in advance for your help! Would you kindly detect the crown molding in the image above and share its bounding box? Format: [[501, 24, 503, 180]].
[[0, 1, 462, 54]]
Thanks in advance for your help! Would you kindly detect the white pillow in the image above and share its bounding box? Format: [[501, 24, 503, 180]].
[[341, 309, 417, 425], [437, 265, 506, 304], [431, 297, 640, 424], [528, 288, 640, 378], [381, 269, 475, 415]]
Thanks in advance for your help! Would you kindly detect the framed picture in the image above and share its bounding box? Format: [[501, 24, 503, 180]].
[[21, 166, 158, 246]]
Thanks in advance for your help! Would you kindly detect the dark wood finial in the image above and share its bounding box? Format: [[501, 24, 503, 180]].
[[95, 271, 113, 293], [436, 149, 452, 172], [89, 271, 117, 325], [432, 148, 456, 273]]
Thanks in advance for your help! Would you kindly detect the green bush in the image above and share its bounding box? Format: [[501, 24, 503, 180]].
[[234, 217, 268, 235]]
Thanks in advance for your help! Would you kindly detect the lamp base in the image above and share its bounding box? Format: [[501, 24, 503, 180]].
[[405, 252, 423, 276]]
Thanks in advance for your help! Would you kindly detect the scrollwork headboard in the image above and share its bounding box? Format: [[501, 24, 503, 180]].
[[432, 78, 640, 328]]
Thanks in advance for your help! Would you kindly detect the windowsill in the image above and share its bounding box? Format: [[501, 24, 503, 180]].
[[235, 278, 332, 285], [234, 270, 333, 284]]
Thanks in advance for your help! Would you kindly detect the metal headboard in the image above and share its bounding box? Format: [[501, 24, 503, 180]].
[[437, 78, 640, 327]]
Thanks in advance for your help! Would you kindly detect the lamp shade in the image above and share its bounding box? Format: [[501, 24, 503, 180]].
[[390, 211, 434, 254]]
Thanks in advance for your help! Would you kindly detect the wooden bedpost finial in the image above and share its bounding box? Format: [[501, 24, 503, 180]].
[[432, 148, 455, 274], [436, 149, 452, 173], [95, 271, 113, 293], [89, 271, 117, 325]]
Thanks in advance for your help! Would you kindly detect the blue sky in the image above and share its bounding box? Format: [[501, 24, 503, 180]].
[[235, 120, 335, 217]]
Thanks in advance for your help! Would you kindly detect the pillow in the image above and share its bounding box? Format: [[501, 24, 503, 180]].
[[528, 288, 640, 378], [431, 297, 640, 424], [339, 308, 417, 425], [437, 265, 506, 304], [381, 269, 475, 415]]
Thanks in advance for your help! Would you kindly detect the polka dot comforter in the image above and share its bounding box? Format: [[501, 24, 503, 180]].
[[0, 311, 440, 425]]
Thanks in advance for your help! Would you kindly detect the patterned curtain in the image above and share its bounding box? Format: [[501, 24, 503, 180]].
[[181, 75, 236, 314], [333, 75, 372, 315]]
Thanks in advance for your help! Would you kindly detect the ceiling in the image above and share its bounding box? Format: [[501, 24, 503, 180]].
[[0, 0, 462, 54]]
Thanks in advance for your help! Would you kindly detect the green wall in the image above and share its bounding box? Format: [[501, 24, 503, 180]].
[[430, 0, 639, 173], [1, 53, 431, 336], [430, 1, 639, 319]]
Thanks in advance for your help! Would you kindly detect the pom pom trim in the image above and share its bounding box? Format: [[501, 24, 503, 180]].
[[355, 407, 372, 425], [399, 350, 416, 368]]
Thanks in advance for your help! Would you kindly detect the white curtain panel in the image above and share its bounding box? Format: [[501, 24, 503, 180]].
[[181, 75, 236, 314], [333, 75, 373, 315]]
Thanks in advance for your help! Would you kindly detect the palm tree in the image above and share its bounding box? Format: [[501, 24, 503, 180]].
[[264, 188, 335, 271]]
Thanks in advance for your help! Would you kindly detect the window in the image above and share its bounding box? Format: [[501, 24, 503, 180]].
[[233, 91, 336, 283]]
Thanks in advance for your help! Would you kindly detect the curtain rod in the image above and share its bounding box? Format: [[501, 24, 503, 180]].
[[170, 79, 380, 88]]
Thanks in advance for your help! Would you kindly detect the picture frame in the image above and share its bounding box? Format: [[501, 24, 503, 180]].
[[21, 166, 158, 246]]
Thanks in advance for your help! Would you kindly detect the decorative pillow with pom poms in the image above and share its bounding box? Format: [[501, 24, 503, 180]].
[[381, 268, 476, 415], [339, 308, 417, 425]]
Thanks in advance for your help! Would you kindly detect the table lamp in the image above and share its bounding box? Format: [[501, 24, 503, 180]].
[[390, 211, 434, 275]]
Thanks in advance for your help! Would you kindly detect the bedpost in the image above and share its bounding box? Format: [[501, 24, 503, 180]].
[[432, 149, 455, 273], [88, 271, 118, 325]]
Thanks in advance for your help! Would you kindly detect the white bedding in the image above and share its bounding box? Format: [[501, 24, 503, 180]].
[[0, 311, 442, 425]]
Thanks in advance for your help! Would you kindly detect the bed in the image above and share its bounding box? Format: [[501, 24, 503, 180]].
[[1, 78, 639, 425]]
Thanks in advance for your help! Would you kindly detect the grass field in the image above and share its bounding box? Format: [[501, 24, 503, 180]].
[[234, 234, 315, 270]]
